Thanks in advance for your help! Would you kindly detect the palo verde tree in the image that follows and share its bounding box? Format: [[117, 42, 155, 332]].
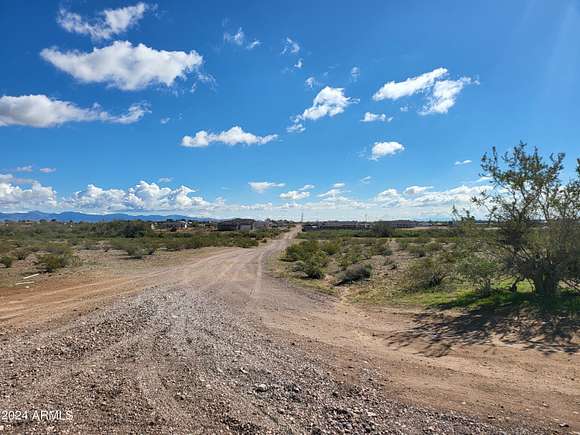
[[466, 142, 580, 297]]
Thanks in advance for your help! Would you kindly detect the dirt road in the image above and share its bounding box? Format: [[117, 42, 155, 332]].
[[0, 228, 578, 433]]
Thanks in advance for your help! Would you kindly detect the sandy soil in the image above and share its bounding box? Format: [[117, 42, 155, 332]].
[[0, 228, 578, 433]]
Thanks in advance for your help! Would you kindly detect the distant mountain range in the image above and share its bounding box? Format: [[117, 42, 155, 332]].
[[0, 211, 214, 223]]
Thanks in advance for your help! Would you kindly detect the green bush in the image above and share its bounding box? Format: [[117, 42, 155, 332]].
[[1, 256, 14, 268], [37, 254, 70, 272], [370, 241, 392, 256], [294, 251, 328, 279], [320, 240, 341, 256], [14, 248, 32, 260], [337, 263, 372, 284], [406, 257, 449, 291], [284, 240, 320, 262], [456, 255, 500, 294]]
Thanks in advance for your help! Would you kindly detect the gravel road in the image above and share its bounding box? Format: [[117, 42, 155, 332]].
[[0, 229, 571, 434]]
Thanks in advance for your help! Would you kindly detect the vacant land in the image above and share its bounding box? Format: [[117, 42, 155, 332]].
[[0, 225, 578, 433]]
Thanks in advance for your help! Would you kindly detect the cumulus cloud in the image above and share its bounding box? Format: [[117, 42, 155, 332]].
[[374, 188, 400, 203], [296, 86, 354, 122], [370, 141, 405, 160], [67, 181, 210, 212], [333, 182, 346, 188], [373, 67, 477, 115], [373, 67, 448, 101], [280, 190, 310, 200], [224, 27, 260, 50], [181, 126, 278, 148], [286, 123, 305, 134], [404, 185, 433, 195], [0, 181, 57, 209], [299, 184, 315, 191], [57, 3, 150, 41], [281, 37, 300, 54], [39, 168, 56, 174], [361, 112, 392, 123], [0, 95, 148, 127], [41, 41, 203, 91], [454, 159, 472, 166], [249, 181, 285, 193], [420, 77, 476, 115]]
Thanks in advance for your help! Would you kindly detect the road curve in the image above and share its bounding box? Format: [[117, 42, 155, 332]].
[[0, 229, 562, 433]]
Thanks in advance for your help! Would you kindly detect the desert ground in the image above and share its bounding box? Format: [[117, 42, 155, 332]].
[[0, 227, 578, 434]]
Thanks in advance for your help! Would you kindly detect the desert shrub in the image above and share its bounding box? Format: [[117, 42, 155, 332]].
[[398, 240, 410, 250], [408, 244, 427, 257], [1, 256, 14, 268], [406, 257, 449, 291], [43, 243, 72, 256], [294, 251, 328, 279], [37, 254, 70, 272], [82, 240, 100, 250], [284, 240, 320, 262], [456, 255, 501, 295], [425, 241, 443, 253], [370, 240, 392, 256], [337, 263, 372, 284], [320, 240, 341, 256], [372, 221, 396, 237], [14, 247, 33, 260]]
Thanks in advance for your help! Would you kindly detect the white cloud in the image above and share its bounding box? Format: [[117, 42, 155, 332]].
[[374, 188, 400, 203], [318, 188, 343, 199], [454, 159, 472, 166], [0, 181, 57, 210], [476, 175, 492, 183], [39, 168, 56, 174], [41, 41, 203, 91], [373, 67, 448, 101], [370, 141, 405, 160], [420, 77, 476, 115], [160, 117, 170, 124], [404, 185, 433, 195], [286, 123, 305, 133], [158, 177, 172, 183], [360, 176, 372, 184], [280, 190, 310, 200], [361, 112, 392, 123], [400, 106, 409, 112], [305, 77, 319, 89], [57, 3, 150, 41], [15, 165, 33, 173], [67, 181, 210, 212], [299, 184, 315, 191], [0, 95, 148, 127], [224, 27, 260, 50], [249, 181, 285, 193], [181, 126, 278, 148], [294, 58, 304, 69], [350, 66, 360, 81], [333, 182, 346, 188], [296, 86, 354, 122], [282, 37, 300, 54]]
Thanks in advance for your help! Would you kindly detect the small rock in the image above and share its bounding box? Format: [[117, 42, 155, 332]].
[[559, 422, 569, 428], [255, 383, 268, 393]]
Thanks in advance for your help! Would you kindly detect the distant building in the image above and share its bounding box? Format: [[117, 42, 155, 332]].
[[152, 220, 188, 231], [217, 218, 256, 231]]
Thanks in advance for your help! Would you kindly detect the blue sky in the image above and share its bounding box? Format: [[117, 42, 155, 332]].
[[1, 0, 579, 219]]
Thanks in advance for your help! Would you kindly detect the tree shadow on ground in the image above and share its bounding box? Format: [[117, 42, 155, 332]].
[[383, 290, 579, 357]]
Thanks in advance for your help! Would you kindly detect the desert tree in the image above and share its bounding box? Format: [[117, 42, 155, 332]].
[[464, 142, 579, 297]]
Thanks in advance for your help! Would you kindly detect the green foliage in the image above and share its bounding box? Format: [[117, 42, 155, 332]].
[[337, 263, 372, 284], [370, 240, 392, 256], [37, 254, 71, 272], [407, 244, 427, 257], [13, 247, 33, 260], [456, 255, 501, 294], [406, 257, 450, 292], [320, 240, 341, 256], [0, 256, 14, 268], [460, 142, 580, 296], [294, 251, 328, 279], [372, 221, 395, 237]]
